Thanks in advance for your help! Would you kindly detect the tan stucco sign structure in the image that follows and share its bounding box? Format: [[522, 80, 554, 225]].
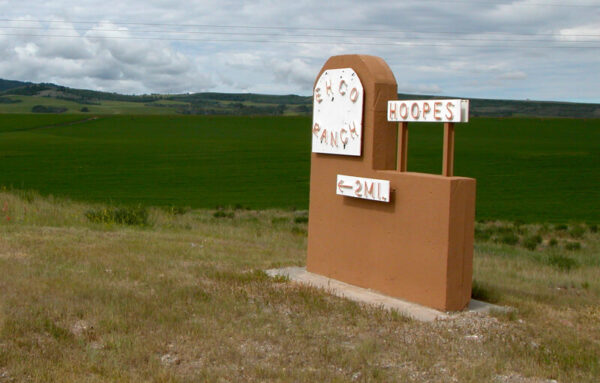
[[306, 55, 476, 312]]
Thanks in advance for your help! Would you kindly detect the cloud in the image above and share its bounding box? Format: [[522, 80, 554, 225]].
[[0, 20, 214, 94], [0, 1, 598, 102], [270, 58, 316, 90], [397, 83, 443, 95], [497, 71, 527, 81]]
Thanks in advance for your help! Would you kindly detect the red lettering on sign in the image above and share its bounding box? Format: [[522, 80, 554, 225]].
[[340, 128, 349, 146], [325, 80, 333, 97], [354, 180, 363, 196], [312, 123, 320, 136], [320, 129, 327, 144], [339, 80, 347, 96], [399, 103, 408, 119], [388, 102, 397, 120], [349, 121, 359, 139], [364, 181, 375, 198], [433, 102, 442, 121], [315, 88, 322, 104], [349, 87, 359, 103], [411, 102, 420, 119], [330, 131, 338, 148], [423, 102, 431, 118], [445, 102, 454, 120]]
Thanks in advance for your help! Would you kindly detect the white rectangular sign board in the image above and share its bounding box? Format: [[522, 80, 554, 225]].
[[388, 99, 469, 123], [336, 174, 390, 203], [312, 68, 364, 156]]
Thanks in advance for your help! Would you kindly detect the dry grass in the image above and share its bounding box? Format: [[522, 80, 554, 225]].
[[0, 190, 598, 382]]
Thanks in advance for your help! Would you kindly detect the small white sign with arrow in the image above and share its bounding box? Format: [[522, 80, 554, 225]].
[[336, 174, 390, 203]]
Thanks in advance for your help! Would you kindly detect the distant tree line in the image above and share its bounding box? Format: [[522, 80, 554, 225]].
[[0, 97, 21, 104], [31, 105, 67, 113]]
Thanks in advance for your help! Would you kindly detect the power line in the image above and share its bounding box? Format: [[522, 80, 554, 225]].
[[437, 0, 600, 7], [1, 25, 599, 44], [1, 32, 598, 49], [1, 18, 599, 38]]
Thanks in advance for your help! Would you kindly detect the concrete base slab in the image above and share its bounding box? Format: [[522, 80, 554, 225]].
[[266, 266, 509, 322]]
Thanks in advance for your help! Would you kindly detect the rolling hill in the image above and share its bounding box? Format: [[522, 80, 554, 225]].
[[1, 79, 599, 118]]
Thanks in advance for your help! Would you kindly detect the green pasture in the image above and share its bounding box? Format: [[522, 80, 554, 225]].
[[0, 95, 178, 115], [0, 114, 597, 222]]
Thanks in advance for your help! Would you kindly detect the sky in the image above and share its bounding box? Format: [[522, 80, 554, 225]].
[[0, 0, 599, 103]]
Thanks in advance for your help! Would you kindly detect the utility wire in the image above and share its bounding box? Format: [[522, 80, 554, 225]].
[[0, 25, 599, 43], [435, 0, 600, 7], [0, 18, 599, 38], [0, 32, 598, 49]]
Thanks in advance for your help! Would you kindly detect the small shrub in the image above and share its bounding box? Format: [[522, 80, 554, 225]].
[[537, 223, 551, 235], [581, 281, 590, 290], [548, 238, 558, 247], [588, 223, 598, 233], [213, 210, 234, 219], [512, 220, 527, 234], [113, 207, 148, 226], [85, 206, 149, 226], [554, 223, 568, 231], [546, 254, 578, 271], [163, 205, 190, 215], [492, 225, 516, 235], [474, 227, 492, 241], [497, 233, 519, 246], [16, 189, 36, 203], [522, 234, 542, 251], [271, 216, 289, 225], [565, 241, 581, 251], [568, 225, 586, 239], [291, 226, 307, 236], [294, 215, 308, 224]]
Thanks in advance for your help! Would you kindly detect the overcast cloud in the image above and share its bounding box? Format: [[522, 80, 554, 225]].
[[0, 0, 599, 102]]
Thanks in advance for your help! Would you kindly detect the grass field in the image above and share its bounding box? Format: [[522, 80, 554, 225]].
[[0, 114, 598, 223], [0, 191, 598, 382], [0, 95, 181, 115]]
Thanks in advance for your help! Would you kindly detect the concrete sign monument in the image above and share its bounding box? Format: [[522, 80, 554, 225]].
[[306, 55, 476, 312]]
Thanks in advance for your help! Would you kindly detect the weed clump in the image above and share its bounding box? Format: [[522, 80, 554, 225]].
[[475, 226, 492, 241], [85, 206, 149, 226], [568, 225, 586, 239], [498, 233, 519, 246], [546, 254, 578, 271], [271, 216, 289, 225], [163, 205, 190, 215], [565, 241, 582, 251], [554, 223, 568, 231], [294, 215, 308, 224], [522, 234, 542, 251], [213, 210, 234, 219]]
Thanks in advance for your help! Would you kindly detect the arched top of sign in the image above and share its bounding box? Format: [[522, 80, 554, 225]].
[[312, 68, 364, 156]]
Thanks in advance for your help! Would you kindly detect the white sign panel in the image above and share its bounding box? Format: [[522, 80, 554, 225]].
[[336, 174, 390, 203], [312, 68, 364, 156], [387, 99, 469, 123]]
